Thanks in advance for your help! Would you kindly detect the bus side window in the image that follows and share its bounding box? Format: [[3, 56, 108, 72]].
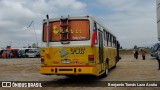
[[108, 33, 111, 47], [111, 35, 114, 47], [113, 37, 116, 47], [112, 37, 114, 47], [108, 33, 110, 47], [110, 35, 112, 47], [106, 32, 109, 46], [103, 30, 105, 39], [115, 37, 116, 47], [112, 36, 114, 47], [103, 30, 107, 46]]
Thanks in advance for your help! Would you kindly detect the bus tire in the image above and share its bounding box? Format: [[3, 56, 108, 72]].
[[113, 58, 117, 69], [101, 62, 108, 77], [113, 64, 116, 69]]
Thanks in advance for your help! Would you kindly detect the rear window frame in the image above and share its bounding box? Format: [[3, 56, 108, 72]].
[[42, 19, 90, 42]]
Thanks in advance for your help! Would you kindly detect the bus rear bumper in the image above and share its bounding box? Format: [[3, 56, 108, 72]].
[[40, 66, 95, 75]]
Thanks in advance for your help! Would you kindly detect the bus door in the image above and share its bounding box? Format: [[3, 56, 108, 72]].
[[98, 31, 104, 73]]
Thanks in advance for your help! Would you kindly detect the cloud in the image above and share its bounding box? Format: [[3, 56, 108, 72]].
[[94, 0, 157, 48], [20, 0, 86, 16], [0, 0, 157, 49], [0, 0, 86, 48]]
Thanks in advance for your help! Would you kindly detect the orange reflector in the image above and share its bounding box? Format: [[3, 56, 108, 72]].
[[41, 56, 44, 64], [41, 56, 44, 59]]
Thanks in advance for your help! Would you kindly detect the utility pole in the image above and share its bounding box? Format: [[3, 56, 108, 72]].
[[32, 21, 38, 48], [27, 20, 38, 48]]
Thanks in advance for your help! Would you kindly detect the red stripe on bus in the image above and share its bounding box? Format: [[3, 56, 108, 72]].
[[41, 65, 93, 67]]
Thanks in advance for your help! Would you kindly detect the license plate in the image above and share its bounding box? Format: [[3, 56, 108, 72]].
[[62, 59, 70, 64]]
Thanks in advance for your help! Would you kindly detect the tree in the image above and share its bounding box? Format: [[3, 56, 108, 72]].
[[134, 45, 138, 49], [6, 46, 11, 49], [28, 46, 31, 48], [32, 43, 37, 48]]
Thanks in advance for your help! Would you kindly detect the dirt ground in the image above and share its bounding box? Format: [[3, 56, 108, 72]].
[[0, 54, 160, 90]]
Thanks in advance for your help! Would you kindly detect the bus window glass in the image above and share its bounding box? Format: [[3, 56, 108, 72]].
[[113, 37, 116, 47], [103, 30, 106, 41], [106, 32, 109, 46], [108, 33, 110, 46], [43, 20, 90, 42], [110, 35, 112, 47]]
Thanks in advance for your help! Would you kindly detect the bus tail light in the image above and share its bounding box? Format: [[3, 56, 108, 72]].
[[41, 56, 44, 64], [88, 55, 94, 63]]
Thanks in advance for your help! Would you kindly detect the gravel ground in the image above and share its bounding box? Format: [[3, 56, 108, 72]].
[[0, 54, 160, 90]]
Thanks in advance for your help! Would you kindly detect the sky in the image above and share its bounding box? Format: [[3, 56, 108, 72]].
[[0, 0, 158, 49]]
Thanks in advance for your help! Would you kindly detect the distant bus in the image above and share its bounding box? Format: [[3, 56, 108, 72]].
[[40, 16, 120, 77], [2, 48, 19, 58]]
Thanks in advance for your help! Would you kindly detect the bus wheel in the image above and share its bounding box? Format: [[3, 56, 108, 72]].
[[113, 61, 116, 69], [113, 57, 118, 69], [113, 65, 116, 69], [101, 63, 108, 77]]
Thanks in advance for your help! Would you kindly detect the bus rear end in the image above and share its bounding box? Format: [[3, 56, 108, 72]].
[[40, 46, 97, 75], [40, 16, 98, 76]]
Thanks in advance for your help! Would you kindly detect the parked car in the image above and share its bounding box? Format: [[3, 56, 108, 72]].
[[10, 49, 19, 58], [0, 49, 3, 58], [2, 49, 10, 58], [26, 49, 40, 58], [18, 48, 31, 58]]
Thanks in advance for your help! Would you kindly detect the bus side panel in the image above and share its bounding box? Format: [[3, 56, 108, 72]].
[[93, 46, 103, 76], [106, 48, 117, 69]]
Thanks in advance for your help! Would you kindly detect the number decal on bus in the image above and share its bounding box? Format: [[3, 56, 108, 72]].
[[70, 48, 85, 54]]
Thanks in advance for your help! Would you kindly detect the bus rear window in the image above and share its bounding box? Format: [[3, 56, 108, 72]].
[[43, 20, 90, 42]]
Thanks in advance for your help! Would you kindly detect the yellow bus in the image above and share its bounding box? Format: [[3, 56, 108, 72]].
[[40, 15, 120, 77]]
